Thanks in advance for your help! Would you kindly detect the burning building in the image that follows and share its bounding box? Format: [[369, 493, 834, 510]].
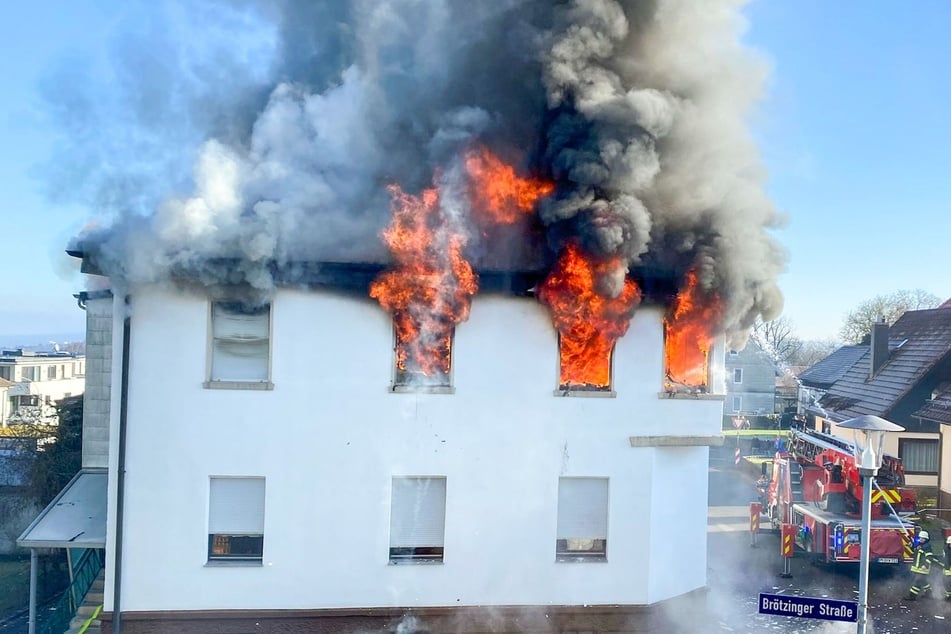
[[21, 1, 786, 632]]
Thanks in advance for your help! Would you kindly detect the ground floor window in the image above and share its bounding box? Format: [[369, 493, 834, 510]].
[[898, 438, 939, 475], [208, 476, 265, 563], [556, 477, 608, 562], [389, 476, 446, 563]]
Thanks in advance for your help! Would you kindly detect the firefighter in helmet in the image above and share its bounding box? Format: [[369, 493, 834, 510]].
[[943, 535, 951, 601], [906, 530, 940, 600]]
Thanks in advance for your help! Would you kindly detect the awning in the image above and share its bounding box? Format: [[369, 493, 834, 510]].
[[17, 469, 107, 549]]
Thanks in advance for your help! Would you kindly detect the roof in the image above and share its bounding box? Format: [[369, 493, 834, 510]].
[[817, 307, 951, 422], [797, 345, 867, 389], [17, 469, 107, 549], [0, 377, 13, 388], [914, 384, 951, 425]]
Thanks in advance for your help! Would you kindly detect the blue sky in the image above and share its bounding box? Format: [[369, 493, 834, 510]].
[[1, 1, 948, 346]]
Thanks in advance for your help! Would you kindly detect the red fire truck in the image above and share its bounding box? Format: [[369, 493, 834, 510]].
[[757, 427, 918, 565]]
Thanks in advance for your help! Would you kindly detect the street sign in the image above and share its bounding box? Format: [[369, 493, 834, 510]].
[[758, 593, 857, 622]]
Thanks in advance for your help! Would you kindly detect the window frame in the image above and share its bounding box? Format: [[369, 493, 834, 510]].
[[388, 476, 447, 564], [733, 367, 743, 384], [204, 300, 274, 391], [552, 334, 618, 397], [207, 476, 266, 565], [898, 437, 939, 475], [555, 477, 609, 563], [732, 395, 742, 413], [389, 326, 455, 394]]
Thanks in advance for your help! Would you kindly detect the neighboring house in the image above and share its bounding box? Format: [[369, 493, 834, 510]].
[[913, 384, 951, 520], [0, 349, 86, 428], [28, 252, 729, 633], [807, 307, 951, 488], [724, 339, 777, 417], [797, 344, 867, 420]]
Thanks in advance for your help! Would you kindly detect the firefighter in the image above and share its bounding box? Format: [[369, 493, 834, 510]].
[[906, 530, 939, 600], [943, 535, 951, 601]]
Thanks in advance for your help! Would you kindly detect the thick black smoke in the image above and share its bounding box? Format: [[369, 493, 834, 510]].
[[62, 0, 784, 339]]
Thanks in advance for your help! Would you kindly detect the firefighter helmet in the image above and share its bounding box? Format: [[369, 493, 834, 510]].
[[918, 530, 929, 543], [946, 535, 951, 546]]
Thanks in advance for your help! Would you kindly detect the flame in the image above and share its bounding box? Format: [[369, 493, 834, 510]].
[[465, 146, 554, 224], [537, 243, 641, 390], [664, 270, 722, 390], [370, 184, 478, 382]]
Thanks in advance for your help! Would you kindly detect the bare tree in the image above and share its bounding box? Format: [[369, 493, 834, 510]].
[[752, 315, 803, 366], [838, 289, 941, 344], [791, 339, 840, 367]]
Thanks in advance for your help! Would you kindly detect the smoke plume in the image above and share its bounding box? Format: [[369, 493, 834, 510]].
[[61, 0, 785, 339]]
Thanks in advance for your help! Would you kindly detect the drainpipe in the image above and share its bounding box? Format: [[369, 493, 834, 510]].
[[112, 303, 131, 633], [28, 548, 37, 634]]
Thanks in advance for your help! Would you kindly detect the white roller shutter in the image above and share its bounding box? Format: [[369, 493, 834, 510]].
[[389, 477, 446, 548], [556, 477, 608, 540], [209, 477, 266, 534], [211, 303, 270, 381]]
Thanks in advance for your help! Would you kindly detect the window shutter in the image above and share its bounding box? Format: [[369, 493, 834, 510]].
[[389, 477, 446, 548], [211, 303, 270, 381], [209, 477, 265, 534], [557, 478, 608, 540]]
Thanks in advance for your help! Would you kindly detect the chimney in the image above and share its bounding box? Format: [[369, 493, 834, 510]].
[[869, 318, 889, 378]]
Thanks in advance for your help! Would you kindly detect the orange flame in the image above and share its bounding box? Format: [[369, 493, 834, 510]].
[[465, 146, 554, 224], [370, 184, 478, 382], [664, 270, 722, 390], [537, 243, 642, 390]]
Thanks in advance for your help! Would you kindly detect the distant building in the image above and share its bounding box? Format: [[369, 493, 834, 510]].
[[724, 339, 777, 418], [0, 349, 85, 428]]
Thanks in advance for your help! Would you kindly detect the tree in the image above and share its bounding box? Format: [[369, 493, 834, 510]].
[[751, 315, 803, 366], [838, 289, 941, 344], [790, 339, 840, 368], [29, 395, 83, 506]]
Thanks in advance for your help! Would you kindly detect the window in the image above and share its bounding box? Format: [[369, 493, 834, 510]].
[[729, 349, 739, 357], [47, 365, 58, 380], [556, 477, 608, 562], [208, 477, 265, 563], [732, 396, 742, 413], [0, 366, 10, 381], [733, 368, 743, 384], [391, 327, 454, 392], [389, 477, 446, 563], [898, 438, 939, 475], [208, 301, 271, 387], [20, 366, 38, 381]]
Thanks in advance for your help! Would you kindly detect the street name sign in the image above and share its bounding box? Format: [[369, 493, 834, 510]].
[[758, 593, 857, 622]]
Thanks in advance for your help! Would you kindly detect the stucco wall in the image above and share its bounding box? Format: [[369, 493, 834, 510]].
[[104, 286, 723, 613], [82, 295, 113, 469]]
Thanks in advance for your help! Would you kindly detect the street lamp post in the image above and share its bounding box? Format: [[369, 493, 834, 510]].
[[837, 415, 904, 634]]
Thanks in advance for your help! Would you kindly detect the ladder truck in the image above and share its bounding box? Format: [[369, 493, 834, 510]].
[[758, 427, 918, 565]]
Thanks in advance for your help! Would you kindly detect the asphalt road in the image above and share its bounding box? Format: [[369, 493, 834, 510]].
[[701, 463, 951, 633]]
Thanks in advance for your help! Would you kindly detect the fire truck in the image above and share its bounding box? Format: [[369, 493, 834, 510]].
[[757, 427, 918, 565]]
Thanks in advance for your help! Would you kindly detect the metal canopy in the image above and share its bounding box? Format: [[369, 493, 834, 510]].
[[17, 469, 107, 549]]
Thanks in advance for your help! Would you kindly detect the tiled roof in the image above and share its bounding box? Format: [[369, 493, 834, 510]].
[[817, 306, 951, 422], [797, 345, 867, 388], [914, 384, 951, 425], [0, 377, 14, 388]]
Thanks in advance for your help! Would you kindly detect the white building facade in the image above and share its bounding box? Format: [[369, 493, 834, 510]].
[[0, 350, 85, 428], [99, 281, 725, 632]]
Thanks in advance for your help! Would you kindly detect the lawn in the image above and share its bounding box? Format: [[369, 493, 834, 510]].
[[0, 555, 31, 620]]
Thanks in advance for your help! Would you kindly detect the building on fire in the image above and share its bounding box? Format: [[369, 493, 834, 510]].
[[17, 248, 731, 633]]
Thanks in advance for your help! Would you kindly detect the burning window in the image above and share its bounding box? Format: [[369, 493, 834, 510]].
[[537, 244, 641, 393], [663, 270, 721, 393], [370, 185, 477, 393]]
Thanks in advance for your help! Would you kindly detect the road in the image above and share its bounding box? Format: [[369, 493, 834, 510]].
[[700, 462, 951, 633]]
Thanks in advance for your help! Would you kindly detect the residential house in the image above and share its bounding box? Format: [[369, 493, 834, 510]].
[[29, 252, 729, 634], [0, 348, 86, 428], [797, 344, 867, 424], [806, 307, 951, 488], [913, 384, 951, 520], [724, 339, 777, 419]]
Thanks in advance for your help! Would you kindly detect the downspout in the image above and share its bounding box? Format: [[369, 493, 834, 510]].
[[28, 548, 37, 634], [112, 302, 131, 634]]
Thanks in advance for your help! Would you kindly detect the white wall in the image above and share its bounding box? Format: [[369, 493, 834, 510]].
[[106, 286, 722, 612]]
